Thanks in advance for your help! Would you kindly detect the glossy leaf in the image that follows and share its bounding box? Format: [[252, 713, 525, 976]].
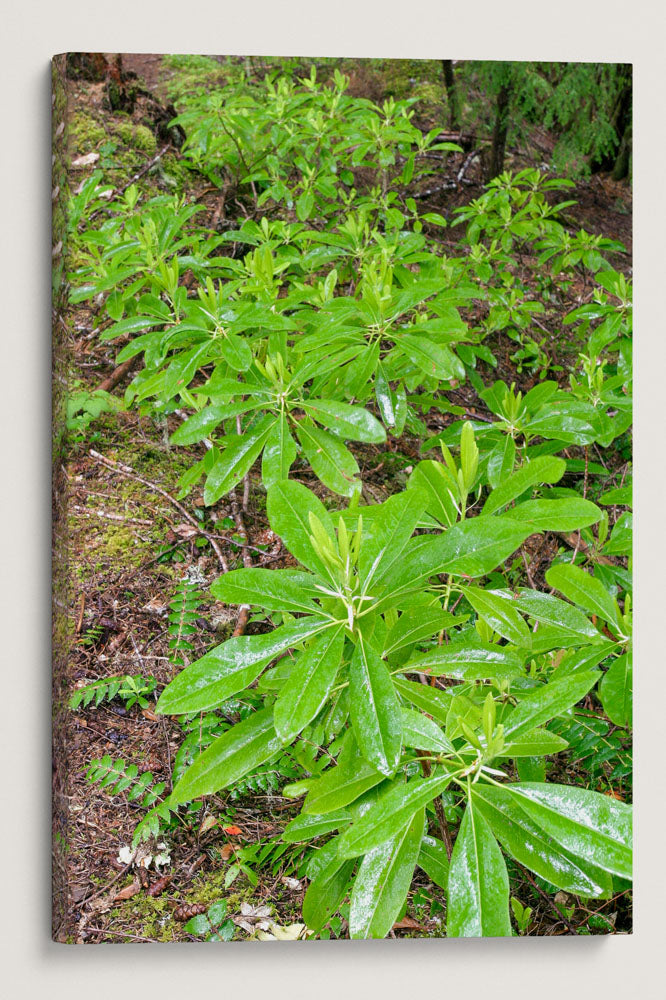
[[599, 653, 632, 727], [482, 456, 566, 515], [460, 586, 532, 646], [261, 412, 297, 488], [303, 734, 385, 815], [514, 590, 599, 638], [546, 563, 624, 633], [349, 634, 402, 777], [210, 567, 320, 614], [508, 782, 632, 879], [282, 809, 351, 843], [503, 671, 600, 740], [267, 480, 336, 580], [303, 399, 386, 443], [447, 798, 512, 937], [156, 618, 330, 714], [505, 498, 602, 532], [170, 708, 283, 803], [296, 421, 360, 498], [274, 626, 346, 742], [359, 489, 428, 592], [338, 773, 452, 858], [349, 808, 424, 939], [401, 708, 454, 754], [203, 415, 274, 504], [472, 785, 613, 898], [417, 835, 450, 891]]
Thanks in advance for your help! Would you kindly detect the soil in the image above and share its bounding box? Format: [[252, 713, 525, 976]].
[[53, 54, 632, 943]]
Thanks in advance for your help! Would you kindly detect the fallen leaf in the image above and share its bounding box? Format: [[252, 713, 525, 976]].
[[172, 523, 199, 539], [141, 709, 159, 722], [257, 921, 306, 941], [114, 881, 140, 902], [220, 843, 237, 861], [199, 814, 219, 835], [392, 915, 425, 931], [72, 152, 100, 168], [222, 824, 243, 836]]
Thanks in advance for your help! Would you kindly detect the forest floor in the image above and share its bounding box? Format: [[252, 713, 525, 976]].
[[53, 54, 632, 943]]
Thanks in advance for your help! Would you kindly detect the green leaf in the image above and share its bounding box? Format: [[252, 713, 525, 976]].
[[282, 809, 351, 843], [505, 498, 602, 532], [397, 333, 463, 381], [417, 835, 450, 891], [499, 728, 569, 758], [546, 563, 624, 633], [156, 619, 330, 714], [599, 653, 632, 727], [401, 708, 454, 754], [503, 672, 600, 740], [303, 849, 356, 931], [389, 516, 534, 589], [384, 608, 467, 656], [170, 708, 283, 803], [486, 436, 515, 490], [407, 460, 459, 527], [508, 782, 632, 879], [274, 626, 346, 742], [267, 480, 336, 580], [447, 798, 512, 937], [303, 399, 386, 443], [203, 415, 274, 504], [349, 808, 424, 939], [261, 412, 297, 488], [171, 400, 264, 445], [349, 634, 402, 777], [514, 590, 599, 638], [210, 567, 320, 614], [338, 773, 452, 858], [220, 330, 253, 372], [393, 676, 453, 727], [482, 456, 566, 516], [296, 421, 361, 498], [359, 489, 428, 592], [460, 586, 532, 646], [472, 785, 614, 898], [303, 733, 385, 816], [407, 640, 526, 682]]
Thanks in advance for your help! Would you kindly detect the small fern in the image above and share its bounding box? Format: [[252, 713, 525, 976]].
[[69, 674, 156, 710], [548, 711, 632, 790], [168, 579, 204, 667], [86, 755, 167, 806]]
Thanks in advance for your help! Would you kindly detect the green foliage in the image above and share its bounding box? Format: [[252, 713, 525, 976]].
[[182, 900, 235, 941], [67, 64, 632, 938], [86, 755, 167, 809], [69, 674, 156, 710]]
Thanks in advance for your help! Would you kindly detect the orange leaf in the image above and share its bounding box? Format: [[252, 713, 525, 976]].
[[114, 881, 140, 902], [222, 825, 243, 836]]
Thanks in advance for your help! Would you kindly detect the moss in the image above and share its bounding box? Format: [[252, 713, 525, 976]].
[[112, 870, 257, 942], [102, 524, 146, 566], [70, 112, 107, 153]]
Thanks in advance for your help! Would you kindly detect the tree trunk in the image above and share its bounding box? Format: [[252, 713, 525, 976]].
[[486, 79, 512, 182], [441, 60, 461, 129], [611, 67, 632, 181]]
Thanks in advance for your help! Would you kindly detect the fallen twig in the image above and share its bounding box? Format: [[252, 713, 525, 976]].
[[89, 449, 229, 572], [95, 356, 139, 393]]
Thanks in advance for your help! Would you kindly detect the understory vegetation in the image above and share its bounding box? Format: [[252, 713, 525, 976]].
[[56, 54, 632, 942]]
